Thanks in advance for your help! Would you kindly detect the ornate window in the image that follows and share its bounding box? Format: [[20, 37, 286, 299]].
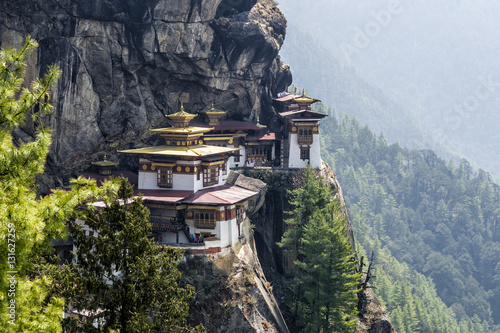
[[194, 211, 216, 229], [157, 167, 173, 188], [300, 147, 310, 160], [246, 147, 271, 163], [203, 166, 219, 186], [298, 127, 313, 144]]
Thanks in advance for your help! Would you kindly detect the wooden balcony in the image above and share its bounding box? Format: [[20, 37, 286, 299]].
[[150, 216, 183, 232], [297, 135, 313, 145]]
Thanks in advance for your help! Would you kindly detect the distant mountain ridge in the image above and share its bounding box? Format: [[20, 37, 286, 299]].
[[280, 28, 429, 150]]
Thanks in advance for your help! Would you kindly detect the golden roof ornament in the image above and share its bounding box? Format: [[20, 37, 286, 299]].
[[206, 102, 226, 115], [201, 102, 226, 126], [293, 89, 319, 105], [92, 153, 119, 167], [293, 89, 316, 104], [167, 102, 197, 127], [255, 113, 267, 129], [92, 153, 118, 175]]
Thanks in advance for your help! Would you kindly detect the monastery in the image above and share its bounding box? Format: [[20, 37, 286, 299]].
[[63, 91, 327, 257]]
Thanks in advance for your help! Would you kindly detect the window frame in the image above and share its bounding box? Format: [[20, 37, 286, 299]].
[[300, 146, 310, 160], [203, 166, 219, 186], [157, 167, 173, 188], [297, 127, 313, 144], [194, 211, 216, 229]]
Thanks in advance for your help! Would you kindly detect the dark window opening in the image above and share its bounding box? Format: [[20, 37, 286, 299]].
[[300, 147, 310, 160]]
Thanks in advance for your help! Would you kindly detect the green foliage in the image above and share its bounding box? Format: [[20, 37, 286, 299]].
[[0, 36, 101, 332], [278, 166, 361, 332], [54, 178, 204, 332], [278, 166, 330, 258], [320, 108, 500, 332]]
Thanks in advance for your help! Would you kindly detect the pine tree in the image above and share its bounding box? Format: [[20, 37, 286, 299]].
[[279, 166, 360, 332], [278, 166, 331, 261], [0, 36, 101, 332], [55, 177, 204, 332], [297, 200, 361, 332]]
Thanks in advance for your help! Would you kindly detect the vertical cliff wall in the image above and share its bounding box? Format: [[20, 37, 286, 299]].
[[0, 0, 291, 178]]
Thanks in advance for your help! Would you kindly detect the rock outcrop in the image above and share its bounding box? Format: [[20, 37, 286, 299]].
[[180, 230, 289, 332], [0, 0, 291, 179]]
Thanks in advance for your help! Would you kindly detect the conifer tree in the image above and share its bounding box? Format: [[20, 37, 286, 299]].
[[279, 166, 361, 332], [55, 178, 204, 332], [0, 36, 101, 332]]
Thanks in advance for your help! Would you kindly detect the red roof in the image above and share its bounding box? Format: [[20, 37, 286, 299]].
[[246, 132, 280, 141], [191, 120, 261, 131], [274, 94, 300, 102], [183, 185, 258, 205], [279, 109, 327, 118], [137, 190, 193, 203], [259, 132, 279, 140]]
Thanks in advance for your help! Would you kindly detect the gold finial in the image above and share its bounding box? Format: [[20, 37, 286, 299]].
[[294, 87, 297, 94], [211, 102, 215, 110], [92, 153, 118, 170], [180, 101, 184, 112], [301, 89, 306, 97]]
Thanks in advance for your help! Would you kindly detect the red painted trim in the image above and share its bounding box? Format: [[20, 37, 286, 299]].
[[189, 247, 221, 254]]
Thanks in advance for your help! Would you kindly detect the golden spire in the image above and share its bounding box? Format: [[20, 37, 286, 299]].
[[167, 101, 197, 127], [293, 90, 316, 104], [201, 102, 226, 126], [92, 153, 118, 174]]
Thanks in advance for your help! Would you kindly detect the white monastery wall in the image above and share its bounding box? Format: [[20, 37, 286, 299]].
[[288, 133, 321, 169]]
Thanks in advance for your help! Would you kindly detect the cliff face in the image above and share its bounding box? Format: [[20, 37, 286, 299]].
[[0, 0, 291, 177]]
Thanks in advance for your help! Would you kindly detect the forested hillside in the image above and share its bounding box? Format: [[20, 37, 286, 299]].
[[318, 104, 500, 332]]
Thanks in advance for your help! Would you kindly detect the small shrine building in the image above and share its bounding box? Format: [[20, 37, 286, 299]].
[[273, 90, 327, 168]]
